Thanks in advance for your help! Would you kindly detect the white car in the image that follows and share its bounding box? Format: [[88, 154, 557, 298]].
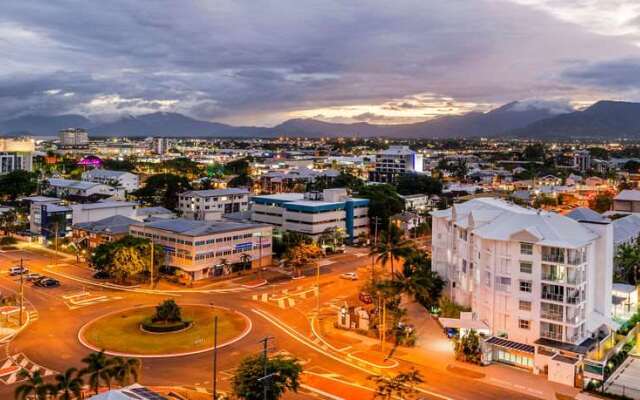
[[340, 272, 358, 280]]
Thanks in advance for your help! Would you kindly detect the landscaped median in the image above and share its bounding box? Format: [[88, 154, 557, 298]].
[[78, 303, 251, 357]]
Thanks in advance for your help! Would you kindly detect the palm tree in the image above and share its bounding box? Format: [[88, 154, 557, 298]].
[[370, 225, 414, 274], [81, 350, 114, 394], [109, 356, 141, 387], [53, 367, 84, 400], [614, 241, 640, 285], [369, 368, 423, 400], [14, 369, 54, 400], [240, 253, 251, 272], [393, 253, 444, 308]]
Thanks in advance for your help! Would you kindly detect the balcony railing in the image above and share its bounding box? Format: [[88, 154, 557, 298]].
[[541, 292, 564, 303], [540, 311, 564, 322], [540, 330, 563, 341]]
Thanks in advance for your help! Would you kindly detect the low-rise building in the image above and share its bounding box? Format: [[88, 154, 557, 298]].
[[178, 188, 249, 221], [129, 218, 272, 281], [251, 188, 369, 242], [69, 200, 138, 225], [26, 196, 72, 238], [613, 190, 640, 213], [45, 178, 116, 200], [72, 214, 139, 249], [81, 169, 139, 194], [399, 194, 430, 212]]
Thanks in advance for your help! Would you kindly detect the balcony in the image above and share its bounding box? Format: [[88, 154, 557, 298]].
[[540, 311, 563, 322], [540, 330, 563, 341], [541, 292, 564, 303]]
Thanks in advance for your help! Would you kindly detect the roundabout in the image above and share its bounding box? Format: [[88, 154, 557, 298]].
[[78, 304, 252, 358]]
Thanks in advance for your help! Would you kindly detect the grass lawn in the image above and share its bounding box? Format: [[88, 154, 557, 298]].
[[82, 305, 247, 355]]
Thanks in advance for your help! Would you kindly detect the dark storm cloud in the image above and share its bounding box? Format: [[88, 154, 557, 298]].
[[563, 58, 640, 89], [0, 0, 637, 124]]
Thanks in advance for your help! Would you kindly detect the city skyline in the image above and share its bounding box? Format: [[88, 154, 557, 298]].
[[2, 1, 640, 126]]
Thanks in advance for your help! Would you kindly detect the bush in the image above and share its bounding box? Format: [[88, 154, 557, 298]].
[[140, 317, 190, 333], [0, 236, 17, 246]]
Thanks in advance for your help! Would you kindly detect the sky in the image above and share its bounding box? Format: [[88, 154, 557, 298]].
[[1, 0, 640, 126]]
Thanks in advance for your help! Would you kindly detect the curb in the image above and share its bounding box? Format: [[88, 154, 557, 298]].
[[77, 304, 253, 358]]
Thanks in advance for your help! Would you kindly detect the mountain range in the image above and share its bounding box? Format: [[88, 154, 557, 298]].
[[1, 100, 639, 139]]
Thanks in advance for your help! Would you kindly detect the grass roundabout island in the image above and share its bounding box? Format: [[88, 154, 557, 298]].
[[79, 301, 251, 357]]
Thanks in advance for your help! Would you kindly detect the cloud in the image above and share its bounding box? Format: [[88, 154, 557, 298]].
[[0, 1, 638, 125], [562, 58, 640, 89]]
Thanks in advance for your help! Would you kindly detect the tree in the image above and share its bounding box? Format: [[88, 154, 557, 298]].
[[153, 299, 182, 323], [132, 173, 192, 210], [227, 173, 253, 188], [14, 369, 54, 400], [285, 243, 322, 276], [614, 241, 640, 285], [224, 158, 251, 175], [590, 193, 613, 213], [109, 357, 141, 387], [90, 236, 163, 283], [370, 224, 414, 274], [454, 330, 482, 364], [110, 245, 147, 282], [393, 251, 444, 308], [0, 170, 38, 201], [623, 160, 640, 173], [81, 350, 115, 394], [369, 369, 424, 400], [396, 173, 442, 196], [102, 158, 136, 172], [0, 209, 17, 236], [357, 184, 404, 227], [240, 253, 252, 271], [232, 354, 302, 400], [453, 159, 469, 182], [53, 367, 84, 400], [522, 144, 545, 162]]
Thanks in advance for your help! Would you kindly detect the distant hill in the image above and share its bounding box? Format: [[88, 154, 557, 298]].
[[0, 114, 91, 136], [511, 101, 640, 138], [6, 100, 633, 139], [91, 112, 272, 137]]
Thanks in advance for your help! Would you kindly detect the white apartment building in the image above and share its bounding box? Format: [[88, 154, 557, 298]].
[[369, 145, 423, 183], [0, 138, 34, 173], [573, 150, 591, 172], [178, 188, 249, 221], [251, 188, 369, 243], [59, 128, 89, 148], [432, 198, 615, 386], [82, 169, 139, 195]]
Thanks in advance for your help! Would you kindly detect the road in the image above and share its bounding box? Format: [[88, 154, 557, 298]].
[[0, 245, 539, 400]]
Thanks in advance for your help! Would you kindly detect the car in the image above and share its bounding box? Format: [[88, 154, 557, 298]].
[[34, 278, 60, 288], [25, 273, 42, 282], [93, 271, 111, 280], [445, 327, 459, 338], [340, 272, 358, 280], [8, 266, 28, 276]]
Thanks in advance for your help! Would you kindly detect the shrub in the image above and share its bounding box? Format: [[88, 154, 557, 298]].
[[0, 236, 17, 246], [140, 317, 190, 333]]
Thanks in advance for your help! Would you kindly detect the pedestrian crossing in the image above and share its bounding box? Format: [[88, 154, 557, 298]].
[[0, 353, 56, 385], [251, 286, 318, 309], [61, 291, 123, 310]]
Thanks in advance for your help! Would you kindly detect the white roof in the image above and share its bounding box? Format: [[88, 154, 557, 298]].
[[84, 169, 135, 179], [48, 178, 103, 190], [439, 317, 489, 330], [612, 283, 636, 294], [433, 197, 600, 248], [615, 190, 640, 202], [182, 188, 249, 197], [71, 201, 137, 211], [613, 214, 640, 246]]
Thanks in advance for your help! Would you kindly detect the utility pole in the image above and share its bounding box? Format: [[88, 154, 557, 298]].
[[150, 240, 154, 289], [213, 315, 218, 400], [315, 261, 320, 313], [258, 336, 276, 400], [371, 216, 381, 281], [380, 295, 386, 353], [19, 258, 24, 326]]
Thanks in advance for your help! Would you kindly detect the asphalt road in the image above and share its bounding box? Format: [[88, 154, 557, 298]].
[[0, 245, 539, 400]]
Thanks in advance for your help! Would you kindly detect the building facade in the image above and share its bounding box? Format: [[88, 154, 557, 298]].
[[0, 138, 34, 173], [431, 198, 615, 386], [573, 150, 592, 172], [45, 178, 117, 200], [27, 197, 73, 239], [613, 190, 640, 213], [251, 188, 369, 242], [178, 188, 249, 221], [129, 218, 272, 281], [369, 145, 423, 183], [59, 128, 89, 148]]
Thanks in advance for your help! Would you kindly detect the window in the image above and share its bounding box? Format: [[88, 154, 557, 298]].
[[519, 280, 532, 293], [520, 242, 533, 255], [485, 271, 492, 287], [496, 276, 511, 292], [519, 319, 530, 330], [519, 300, 532, 311], [541, 246, 565, 263], [520, 261, 532, 274]]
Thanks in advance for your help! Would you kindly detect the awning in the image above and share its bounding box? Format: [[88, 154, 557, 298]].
[[485, 336, 534, 354], [438, 317, 489, 331]]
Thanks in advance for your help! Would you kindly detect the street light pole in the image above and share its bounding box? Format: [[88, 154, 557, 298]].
[[19, 258, 24, 326], [150, 240, 154, 289], [213, 315, 218, 400]]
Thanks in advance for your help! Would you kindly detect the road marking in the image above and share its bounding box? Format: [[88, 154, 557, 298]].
[[0, 353, 56, 385]]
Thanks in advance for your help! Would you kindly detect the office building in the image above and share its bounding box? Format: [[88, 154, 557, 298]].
[[251, 188, 369, 243], [431, 198, 615, 386], [573, 150, 592, 172], [59, 128, 89, 148], [129, 218, 272, 281], [369, 145, 423, 183], [0, 138, 34, 173], [153, 137, 168, 155], [25, 196, 72, 239], [178, 188, 249, 221]]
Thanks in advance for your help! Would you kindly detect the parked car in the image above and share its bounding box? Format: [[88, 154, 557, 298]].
[[9, 266, 28, 276], [340, 272, 358, 280], [25, 273, 42, 282], [34, 278, 60, 288], [93, 271, 110, 280], [445, 327, 459, 338]]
